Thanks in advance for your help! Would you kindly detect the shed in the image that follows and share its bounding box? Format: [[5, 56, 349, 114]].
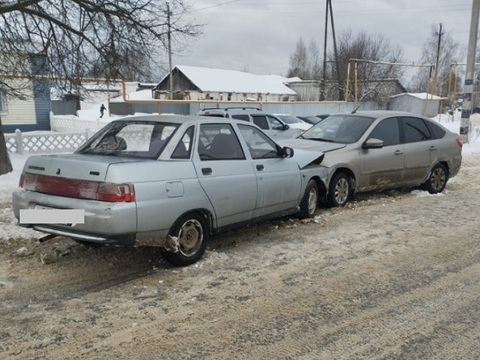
[[153, 65, 299, 102], [389, 92, 445, 117]]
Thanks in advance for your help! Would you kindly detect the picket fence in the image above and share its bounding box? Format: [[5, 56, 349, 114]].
[[4, 116, 108, 154]]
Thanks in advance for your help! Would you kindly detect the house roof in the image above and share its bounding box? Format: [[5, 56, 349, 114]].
[[390, 92, 445, 100], [158, 65, 299, 95]]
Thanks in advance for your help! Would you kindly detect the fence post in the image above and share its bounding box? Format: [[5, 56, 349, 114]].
[[15, 129, 24, 155], [85, 128, 90, 140]]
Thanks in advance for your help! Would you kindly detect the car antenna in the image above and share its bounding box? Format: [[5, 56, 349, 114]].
[[351, 104, 360, 114]]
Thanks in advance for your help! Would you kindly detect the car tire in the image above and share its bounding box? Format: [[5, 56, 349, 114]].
[[299, 180, 319, 218], [164, 213, 209, 267], [423, 163, 448, 194], [328, 172, 351, 207]]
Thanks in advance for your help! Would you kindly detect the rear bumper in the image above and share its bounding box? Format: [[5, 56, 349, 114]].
[[13, 189, 138, 243], [31, 225, 136, 245]]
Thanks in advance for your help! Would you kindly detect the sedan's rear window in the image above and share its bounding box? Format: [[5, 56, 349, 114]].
[[76, 121, 180, 159]]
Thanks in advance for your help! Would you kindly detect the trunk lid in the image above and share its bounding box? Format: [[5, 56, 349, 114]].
[[22, 154, 139, 181]]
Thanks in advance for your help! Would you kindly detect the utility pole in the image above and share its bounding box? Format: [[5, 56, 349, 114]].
[[433, 23, 444, 96], [321, 0, 329, 100], [167, 2, 173, 100], [321, 0, 340, 100], [460, 0, 480, 143]]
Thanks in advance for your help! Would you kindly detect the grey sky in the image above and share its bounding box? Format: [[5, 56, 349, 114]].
[[173, 0, 473, 79]]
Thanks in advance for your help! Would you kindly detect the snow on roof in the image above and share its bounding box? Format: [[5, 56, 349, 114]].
[[390, 92, 444, 100], [110, 89, 153, 102], [163, 65, 299, 95]]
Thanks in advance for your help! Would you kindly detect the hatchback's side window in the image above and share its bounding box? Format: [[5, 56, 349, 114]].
[[267, 116, 285, 130], [198, 124, 245, 160], [251, 115, 269, 129], [402, 117, 432, 143], [238, 124, 279, 159], [368, 117, 400, 146], [425, 120, 446, 139], [171, 126, 193, 159], [231, 114, 250, 122]]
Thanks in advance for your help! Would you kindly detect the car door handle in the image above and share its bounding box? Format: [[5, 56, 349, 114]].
[[202, 168, 212, 175], [394, 150, 404, 155], [429, 146, 438, 151], [256, 164, 264, 171]]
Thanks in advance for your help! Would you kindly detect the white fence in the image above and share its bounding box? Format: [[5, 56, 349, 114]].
[[5, 129, 90, 154], [4, 115, 110, 154]]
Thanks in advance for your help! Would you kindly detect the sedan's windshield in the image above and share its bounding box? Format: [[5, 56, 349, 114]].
[[301, 114, 375, 143]]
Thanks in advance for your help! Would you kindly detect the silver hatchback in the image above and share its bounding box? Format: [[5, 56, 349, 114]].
[[12, 115, 327, 266], [280, 110, 463, 206]]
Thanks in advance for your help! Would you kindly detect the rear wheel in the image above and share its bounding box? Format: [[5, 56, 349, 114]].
[[164, 213, 209, 266], [328, 172, 351, 207], [424, 163, 448, 194], [299, 180, 319, 218]]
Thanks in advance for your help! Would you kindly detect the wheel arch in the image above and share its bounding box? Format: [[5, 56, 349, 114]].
[[330, 167, 357, 191], [308, 175, 328, 202], [169, 208, 214, 236]]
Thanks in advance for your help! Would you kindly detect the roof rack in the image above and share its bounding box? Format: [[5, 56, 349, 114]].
[[199, 106, 262, 111]]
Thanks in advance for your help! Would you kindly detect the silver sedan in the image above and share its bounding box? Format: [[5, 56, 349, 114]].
[[280, 110, 463, 206], [12, 115, 327, 266]]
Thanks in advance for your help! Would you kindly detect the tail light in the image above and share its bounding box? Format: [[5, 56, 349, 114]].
[[97, 183, 135, 202], [20, 173, 135, 203], [455, 136, 463, 148]]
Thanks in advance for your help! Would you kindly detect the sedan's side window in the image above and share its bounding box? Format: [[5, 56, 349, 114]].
[[238, 124, 279, 159], [402, 117, 432, 143], [171, 126, 193, 159], [198, 124, 245, 160], [368, 117, 400, 146]]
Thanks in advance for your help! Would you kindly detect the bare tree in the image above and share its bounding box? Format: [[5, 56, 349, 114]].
[[287, 37, 322, 80], [409, 25, 461, 97], [326, 29, 405, 103], [0, 0, 202, 175], [287, 37, 308, 79]]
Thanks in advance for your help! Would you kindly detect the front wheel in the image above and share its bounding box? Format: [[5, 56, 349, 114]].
[[328, 172, 351, 207], [423, 163, 448, 194], [299, 180, 319, 218], [164, 213, 209, 266]]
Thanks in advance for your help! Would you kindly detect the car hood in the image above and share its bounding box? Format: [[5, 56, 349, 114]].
[[279, 138, 347, 153], [287, 147, 325, 168], [22, 154, 143, 182]]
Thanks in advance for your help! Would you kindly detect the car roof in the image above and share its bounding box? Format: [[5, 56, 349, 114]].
[[345, 110, 430, 119], [108, 114, 262, 127]]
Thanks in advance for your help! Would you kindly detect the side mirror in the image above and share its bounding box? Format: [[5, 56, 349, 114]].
[[283, 124, 290, 130], [363, 138, 384, 149], [280, 146, 294, 158]]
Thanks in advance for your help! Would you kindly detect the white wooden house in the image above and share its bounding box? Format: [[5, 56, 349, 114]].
[[1, 54, 51, 133]]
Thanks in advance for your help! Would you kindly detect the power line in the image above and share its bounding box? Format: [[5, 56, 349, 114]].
[[189, 0, 244, 13]]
